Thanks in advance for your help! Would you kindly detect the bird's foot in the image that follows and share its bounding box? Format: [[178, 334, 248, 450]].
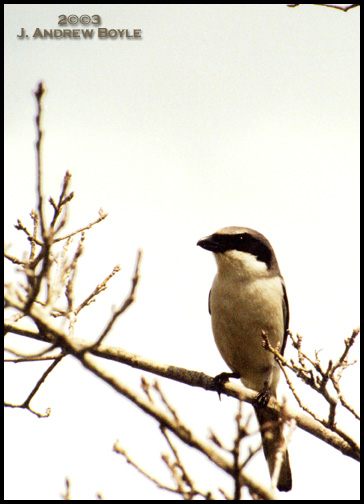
[[254, 381, 272, 408], [213, 371, 240, 400]]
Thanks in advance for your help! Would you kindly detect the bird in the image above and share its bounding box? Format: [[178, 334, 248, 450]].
[[197, 226, 292, 492]]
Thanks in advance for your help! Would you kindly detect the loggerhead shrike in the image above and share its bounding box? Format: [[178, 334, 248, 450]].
[[197, 226, 292, 492]]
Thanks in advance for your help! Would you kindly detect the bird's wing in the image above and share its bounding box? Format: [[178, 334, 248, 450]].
[[280, 281, 290, 356]]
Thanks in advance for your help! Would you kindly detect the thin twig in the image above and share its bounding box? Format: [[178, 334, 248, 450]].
[[34, 82, 46, 238], [53, 209, 108, 243], [72, 264, 121, 316], [4, 253, 27, 265], [114, 441, 180, 495], [287, 4, 359, 11], [86, 249, 142, 349], [49, 171, 73, 230], [4, 354, 64, 417]]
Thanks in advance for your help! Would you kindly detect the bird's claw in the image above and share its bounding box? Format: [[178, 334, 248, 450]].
[[254, 381, 272, 408], [213, 371, 240, 400]]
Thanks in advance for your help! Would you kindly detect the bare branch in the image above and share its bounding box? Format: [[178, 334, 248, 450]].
[[28, 210, 39, 261], [4, 303, 359, 463], [14, 218, 43, 247], [4, 346, 62, 363], [86, 249, 142, 349], [4, 354, 64, 417], [54, 208, 108, 243], [4, 252, 27, 265], [72, 264, 121, 316], [113, 441, 181, 496], [287, 4, 359, 11], [49, 171, 73, 230], [261, 330, 360, 454], [34, 82, 47, 238]]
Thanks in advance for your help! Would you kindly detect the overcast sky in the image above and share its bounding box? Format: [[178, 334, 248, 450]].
[[5, 4, 360, 500]]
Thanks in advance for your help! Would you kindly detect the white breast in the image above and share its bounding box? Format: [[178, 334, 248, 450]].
[[210, 271, 284, 393]]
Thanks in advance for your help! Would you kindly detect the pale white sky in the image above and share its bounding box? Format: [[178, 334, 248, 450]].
[[5, 4, 360, 500]]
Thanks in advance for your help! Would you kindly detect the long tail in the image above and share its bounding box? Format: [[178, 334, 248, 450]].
[[254, 405, 292, 492]]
